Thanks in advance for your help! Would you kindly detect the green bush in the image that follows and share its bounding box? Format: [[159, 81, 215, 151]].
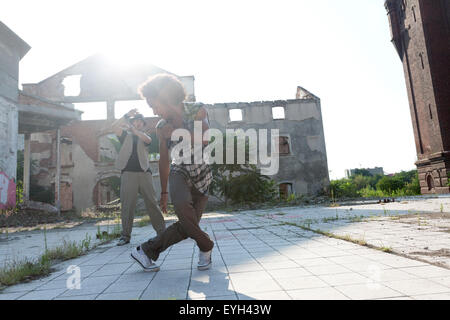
[[15, 180, 24, 207], [212, 165, 278, 204], [329, 179, 358, 198], [376, 176, 405, 194], [209, 133, 278, 205], [405, 172, 421, 195], [330, 169, 421, 199]]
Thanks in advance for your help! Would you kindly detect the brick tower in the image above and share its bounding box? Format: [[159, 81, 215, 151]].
[[385, 0, 450, 194]]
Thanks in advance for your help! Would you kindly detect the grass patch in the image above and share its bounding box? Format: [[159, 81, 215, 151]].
[[0, 258, 51, 288], [349, 215, 365, 223], [322, 212, 340, 223], [380, 246, 393, 253], [41, 235, 91, 262], [0, 226, 121, 291], [96, 224, 122, 242], [0, 234, 91, 290]]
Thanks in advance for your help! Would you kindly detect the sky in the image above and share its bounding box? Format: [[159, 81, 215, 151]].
[[1, 0, 418, 179]]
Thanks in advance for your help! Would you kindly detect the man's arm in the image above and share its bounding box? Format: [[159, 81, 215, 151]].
[[111, 109, 137, 137], [130, 126, 152, 145], [157, 127, 170, 213], [191, 107, 210, 146]]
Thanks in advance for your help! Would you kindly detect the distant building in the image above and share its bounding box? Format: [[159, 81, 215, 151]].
[[345, 167, 384, 178], [385, 0, 450, 194]]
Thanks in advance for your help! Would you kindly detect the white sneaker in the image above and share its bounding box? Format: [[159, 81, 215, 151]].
[[131, 246, 160, 272], [197, 250, 212, 271]]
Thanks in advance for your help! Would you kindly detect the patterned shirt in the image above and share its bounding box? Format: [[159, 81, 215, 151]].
[[156, 102, 213, 195]]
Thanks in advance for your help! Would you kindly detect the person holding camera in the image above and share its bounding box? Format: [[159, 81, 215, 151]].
[[111, 109, 166, 246]]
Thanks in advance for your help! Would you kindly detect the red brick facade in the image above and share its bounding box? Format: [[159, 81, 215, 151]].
[[385, 0, 450, 194]]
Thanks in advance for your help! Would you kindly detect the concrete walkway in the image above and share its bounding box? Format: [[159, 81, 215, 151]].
[[1, 196, 450, 300]]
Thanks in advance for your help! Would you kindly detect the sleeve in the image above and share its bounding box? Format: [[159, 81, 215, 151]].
[[156, 119, 168, 129], [118, 131, 127, 144], [143, 130, 151, 146]]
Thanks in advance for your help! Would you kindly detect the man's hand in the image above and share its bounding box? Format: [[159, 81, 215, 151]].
[[126, 108, 138, 117], [160, 193, 168, 214], [120, 122, 131, 131]]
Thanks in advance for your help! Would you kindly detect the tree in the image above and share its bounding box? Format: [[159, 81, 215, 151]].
[[209, 133, 278, 205], [376, 176, 405, 194]]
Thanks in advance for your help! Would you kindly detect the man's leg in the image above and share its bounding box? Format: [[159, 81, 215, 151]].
[[138, 172, 166, 236], [191, 187, 209, 223], [141, 172, 213, 261], [120, 172, 139, 242]]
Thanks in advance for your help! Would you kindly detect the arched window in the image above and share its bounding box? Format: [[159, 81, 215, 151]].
[[427, 174, 435, 191]]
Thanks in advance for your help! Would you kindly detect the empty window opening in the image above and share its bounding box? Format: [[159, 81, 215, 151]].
[[229, 109, 243, 122], [63, 75, 81, 97], [279, 136, 291, 155], [412, 6, 417, 22], [429, 104, 433, 119], [272, 107, 285, 120], [74, 102, 107, 121], [279, 183, 293, 200]]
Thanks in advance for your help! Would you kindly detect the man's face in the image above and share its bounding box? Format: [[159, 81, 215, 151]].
[[146, 97, 171, 120], [131, 118, 145, 130]]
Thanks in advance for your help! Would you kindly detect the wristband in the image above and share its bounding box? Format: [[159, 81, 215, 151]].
[[161, 192, 168, 195]]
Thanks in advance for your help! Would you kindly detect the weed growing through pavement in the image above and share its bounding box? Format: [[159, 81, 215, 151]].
[[0, 233, 93, 290]]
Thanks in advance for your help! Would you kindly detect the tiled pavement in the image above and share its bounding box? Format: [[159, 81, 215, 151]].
[[1, 196, 450, 300]]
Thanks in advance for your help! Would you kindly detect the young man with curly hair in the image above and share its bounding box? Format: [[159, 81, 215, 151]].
[[130, 74, 214, 272]]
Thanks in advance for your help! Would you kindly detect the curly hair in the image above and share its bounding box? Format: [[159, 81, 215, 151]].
[[138, 74, 186, 107]]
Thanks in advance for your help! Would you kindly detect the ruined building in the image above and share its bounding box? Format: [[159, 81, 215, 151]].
[[0, 22, 80, 210], [24, 55, 329, 212], [385, 0, 450, 194]]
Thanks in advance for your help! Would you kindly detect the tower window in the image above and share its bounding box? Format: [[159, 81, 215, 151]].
[[429, 104, 433, 119], [427, 174, 435, 191]]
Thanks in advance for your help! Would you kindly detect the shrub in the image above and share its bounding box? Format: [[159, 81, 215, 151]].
[[16, 180, 24, 207], [329, 179, 358, 198], [209, 133, 278, 205], [376, 176, 405, 194], [331, 169, 421, 199], [404, 172, 421, 195]]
